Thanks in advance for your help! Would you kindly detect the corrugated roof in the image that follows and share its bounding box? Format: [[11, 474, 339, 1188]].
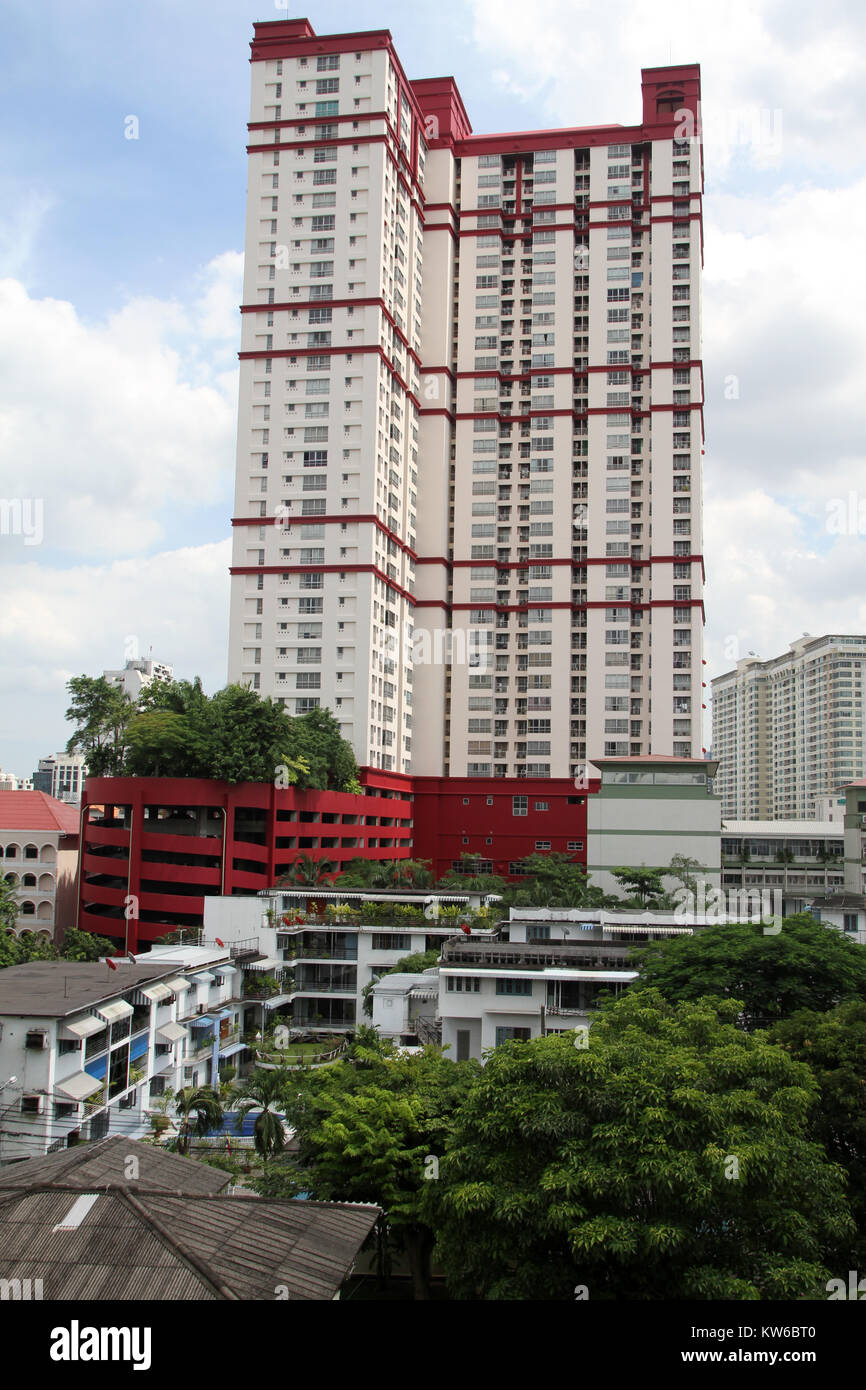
[[0, 791, 79, 835], [0, 1135, 230, 1195], [0, 1136, 379, 1301], [0, 960, 183, 1018]]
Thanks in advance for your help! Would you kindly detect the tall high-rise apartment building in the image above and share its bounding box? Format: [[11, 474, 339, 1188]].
[[712, 635, 866, 819], [228, 19, 705, 781]]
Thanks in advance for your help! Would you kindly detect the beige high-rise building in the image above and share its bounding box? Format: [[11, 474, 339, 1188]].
[[228, 19, 705, 780], [712, 635, 866, 819]]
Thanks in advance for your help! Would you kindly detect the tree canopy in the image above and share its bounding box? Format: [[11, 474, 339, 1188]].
[[252, 1043, 481, 1298], [425, 991, 853, 1300], [630, 912, 866, 1029], [65, 674, 359, 789], [0, 925, 117, 970]]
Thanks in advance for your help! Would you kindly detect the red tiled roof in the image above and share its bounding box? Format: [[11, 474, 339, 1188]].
[[0, 792, 79, 835]]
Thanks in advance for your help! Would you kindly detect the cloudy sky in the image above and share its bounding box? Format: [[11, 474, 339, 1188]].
[[1, 0, 865, 776]]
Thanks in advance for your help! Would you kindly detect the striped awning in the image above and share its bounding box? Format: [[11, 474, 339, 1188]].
[[157, 1021, 189, 1043], [139, 982, 173, 1003], [55, 1072, 103, 1101], [61, 1016, 105, 1040], [95, 999, 133, 1023], [246, 957, 282, 972]]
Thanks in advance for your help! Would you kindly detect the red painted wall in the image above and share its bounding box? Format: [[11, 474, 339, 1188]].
[[77, 771, 599, 950]]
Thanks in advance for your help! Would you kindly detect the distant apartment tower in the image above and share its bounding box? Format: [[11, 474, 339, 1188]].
[[228, 18, 705, 779], [103, 658, 173, 702], [33, 752, 88, 806], [712, 635, 866, 819]]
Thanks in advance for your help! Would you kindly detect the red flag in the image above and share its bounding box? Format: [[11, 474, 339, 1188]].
[[215, 938, 225, 948], [460, 923, 471, 935], [106, 957, 117, 971]]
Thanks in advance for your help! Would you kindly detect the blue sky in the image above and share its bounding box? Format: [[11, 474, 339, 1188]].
[[2, 0, 866, 777]]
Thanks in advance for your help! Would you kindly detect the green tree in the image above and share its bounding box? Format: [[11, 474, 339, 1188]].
[[505, 853, 608, 909], [288, 706, 359, 791], [278, 853, 334, 887], [0, 876, 19, 934], [124, 711, 191, 778], [768, 1000, 866, 1267], [631, 913, 866, 1029], [436, 855, 507, 894], [173, 1086, 223, 1156], [427, 991, 853, 1300], [277, 1046, 480, 1298], [667, 854, 702, 898], [58, 928, 117, 962], [230, 1067, 291, 1165], [65, 674, 132, 776], [610, 865, 669, 908]]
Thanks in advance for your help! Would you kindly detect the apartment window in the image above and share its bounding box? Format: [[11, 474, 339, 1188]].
[[495, 1027, 532, 1045], [372, 934, 411, 952], [446, 977, 481, 993], [512, 796, 528, 816], [495, 979, 532, 996]]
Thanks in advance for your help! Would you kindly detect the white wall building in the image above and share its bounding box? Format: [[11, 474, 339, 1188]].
[[437, 909, 692, 1062], [0, 950, 238, 1164], [228, 19, 705, 781], [712, 635, 866, 820], [103, 658, 173, 703], [204, 887, 499, 1034], [34, 752, 88, 806]]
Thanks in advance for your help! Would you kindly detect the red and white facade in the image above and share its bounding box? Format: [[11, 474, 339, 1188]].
[[228, 19, 705, 782]]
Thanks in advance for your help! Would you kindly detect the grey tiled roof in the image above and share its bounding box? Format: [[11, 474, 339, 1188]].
[[0, 1136, 378, 1300]]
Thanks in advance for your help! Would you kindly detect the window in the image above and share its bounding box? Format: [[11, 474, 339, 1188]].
[[534, 801, 549, 811], [372, 933, 411, 952], [495, 1027, 532, 1045], [446, 977, 481, 992], [512, 795, 527, 816], [496, 978, 532, 996]]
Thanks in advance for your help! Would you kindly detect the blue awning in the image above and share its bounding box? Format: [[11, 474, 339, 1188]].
[[219, 1042, 247, 1058], [189, 1015, 214, 1028]]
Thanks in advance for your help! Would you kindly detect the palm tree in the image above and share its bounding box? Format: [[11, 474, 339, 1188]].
[[230, 1067, 292, 1165], [173, 1085, 223, 1156], [278, 854, 334, 887]]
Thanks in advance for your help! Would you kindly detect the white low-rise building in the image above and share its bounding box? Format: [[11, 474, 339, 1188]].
[[434, 908, 692, 1062], [203, 888, 501, 1036], [0, 949, 239, 1164]]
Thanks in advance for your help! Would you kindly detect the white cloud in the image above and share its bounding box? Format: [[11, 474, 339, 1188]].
[[0, 252, 242, 774], [467, 0, 866, 178], [0, 540, 231, 774], [0, 251, 242, 559]]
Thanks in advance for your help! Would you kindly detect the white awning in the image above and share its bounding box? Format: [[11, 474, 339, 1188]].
[[55, 1072, 104, 1101], [215, 965, 238, 977], [95, 999, 134, 1023], [139, 983, 173, 1003], [247, 957, 282, 972], [165, 976, 191, 994], [157, 1021, 189, 1043], [193, 972, 215, 985], [263, 994, 294, 1008], [61, 1016, 105, 1040]]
